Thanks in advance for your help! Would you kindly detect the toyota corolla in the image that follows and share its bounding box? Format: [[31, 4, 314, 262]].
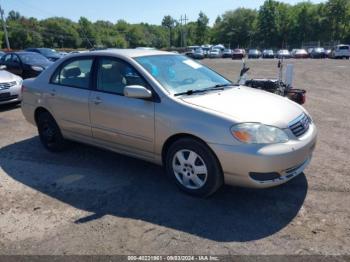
[[21, 49, 317, 196]]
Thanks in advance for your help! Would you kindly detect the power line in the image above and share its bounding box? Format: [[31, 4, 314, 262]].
[[14, 0, 58, 18]]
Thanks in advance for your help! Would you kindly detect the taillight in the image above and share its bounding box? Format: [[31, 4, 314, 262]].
[[287, 89, 306, 105]]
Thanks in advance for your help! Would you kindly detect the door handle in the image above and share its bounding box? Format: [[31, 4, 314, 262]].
[[50, 89, 56, 96], [93, 97, 102, 105]]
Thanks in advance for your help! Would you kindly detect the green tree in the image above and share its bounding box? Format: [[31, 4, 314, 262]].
[[196, 11, 209, 44], [325, 0, 350, 40], [257, 0, 279, 47], [78, 17, 97, 48], [161, 15, 176, 47], [214, 8, 257, 48]]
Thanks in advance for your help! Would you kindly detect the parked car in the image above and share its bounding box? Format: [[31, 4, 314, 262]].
[[277, 49, 291, 59], [292, 49, 308, 59], [208, 48, 222, 58], [212, 44, 225, 52], [0, 52, 53, 79], [25, 48, 62, 61], [310, 47, 326, 58], [325, 49, 332, 58], [0, 67, 23, 105], [192, 48, 205, 59], [69, 50, 89, 54], [307, 48, 314, 55], [331, 44, 350, 59], [0, 51, 5, 58], [21, 49, 317, 196], [248, 49, 261, 59], [222, 48, 233, 58], [201, 45, 212, 58], [262, 49, 275, 59], [58, 51, 69, 56], [232, 49, 245, 59], [184, 46, 200, 58]]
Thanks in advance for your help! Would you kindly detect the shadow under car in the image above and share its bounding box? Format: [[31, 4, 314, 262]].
[[0, 137, 308, 242]]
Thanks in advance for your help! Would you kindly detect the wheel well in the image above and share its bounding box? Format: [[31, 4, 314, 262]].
[[161, 134, 222, 172], [34, 107, 50, 125]]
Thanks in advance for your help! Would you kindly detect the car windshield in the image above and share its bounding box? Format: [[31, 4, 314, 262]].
[[135, 55, 232, 95], [18, 53, 49, 64], [314, 48, 324, 52], [249, 50, 258, 54], [39, 48, 58, 56]]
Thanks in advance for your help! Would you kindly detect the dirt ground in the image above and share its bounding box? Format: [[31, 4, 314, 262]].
[[0, 58, 349, 255]]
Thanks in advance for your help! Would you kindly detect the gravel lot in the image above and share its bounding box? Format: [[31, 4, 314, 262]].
[[0, 58, 349, 255]]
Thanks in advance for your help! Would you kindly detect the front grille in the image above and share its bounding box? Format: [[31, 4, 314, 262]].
[[289, 113, 311, 137], [0, 94, 18, 102], [0, 81, 17, 90]]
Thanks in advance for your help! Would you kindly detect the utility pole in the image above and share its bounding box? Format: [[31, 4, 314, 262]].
[[0, 5, 10, 50], [179, 14, 188, 47]]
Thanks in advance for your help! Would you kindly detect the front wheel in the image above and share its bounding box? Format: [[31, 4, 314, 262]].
[[37, 111, 68, 152], [165, 138, 223, 197]]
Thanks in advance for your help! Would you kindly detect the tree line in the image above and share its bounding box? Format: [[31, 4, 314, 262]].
[[1, 0, 349, 50]]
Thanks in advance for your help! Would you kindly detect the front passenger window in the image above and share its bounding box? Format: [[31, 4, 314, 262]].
[[97, 58, 147, 95]]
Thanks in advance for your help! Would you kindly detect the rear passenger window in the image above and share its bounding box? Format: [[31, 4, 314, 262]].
[[97, 58, 147, 95], [52, 58, 93, 89]]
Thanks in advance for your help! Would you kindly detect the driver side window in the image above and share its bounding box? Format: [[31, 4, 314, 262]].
[[96, 58, 147, 95], [12, 55, 20, 63], [4, 54, 12, 62]]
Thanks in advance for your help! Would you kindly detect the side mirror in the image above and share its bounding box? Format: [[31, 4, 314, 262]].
[[0, 65, 6, 70], [124, 85, 152, 99]]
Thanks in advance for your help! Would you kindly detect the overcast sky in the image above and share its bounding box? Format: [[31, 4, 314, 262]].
[[2, 0, 326, 25]]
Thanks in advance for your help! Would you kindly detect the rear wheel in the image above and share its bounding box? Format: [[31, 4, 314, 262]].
[[37, 111, 68, 152], [165, 138, 223, 197]]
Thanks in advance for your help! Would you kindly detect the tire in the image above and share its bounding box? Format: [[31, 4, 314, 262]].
[[37, 111, 68, 152], [165, 138, 223, 197]]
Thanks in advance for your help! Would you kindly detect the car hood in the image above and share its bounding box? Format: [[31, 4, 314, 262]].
[[180, 86, 303, 128], [0, 70, 20, 82]]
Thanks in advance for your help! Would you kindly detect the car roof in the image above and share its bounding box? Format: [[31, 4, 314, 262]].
[[90, 48, 175, 58]]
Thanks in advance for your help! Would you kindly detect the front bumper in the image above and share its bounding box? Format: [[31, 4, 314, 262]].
[[209, 123, 317, 188], [0, 84, 22, 105]]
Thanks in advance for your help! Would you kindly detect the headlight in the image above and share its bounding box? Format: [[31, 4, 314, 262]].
[[16, 78, 23, 86], [231, 123, 289, 144], [31, 66, 44, 72]]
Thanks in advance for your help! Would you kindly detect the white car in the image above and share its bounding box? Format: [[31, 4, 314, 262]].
[[208, 49, 222, 58], [0, 66, 23, 105], [331, 44, 350, 59]]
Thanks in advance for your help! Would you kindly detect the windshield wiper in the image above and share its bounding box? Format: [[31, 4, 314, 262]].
[[174, 86, 225, 96], [210, 83, 237, 88], [174, 83, 236, 96]]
